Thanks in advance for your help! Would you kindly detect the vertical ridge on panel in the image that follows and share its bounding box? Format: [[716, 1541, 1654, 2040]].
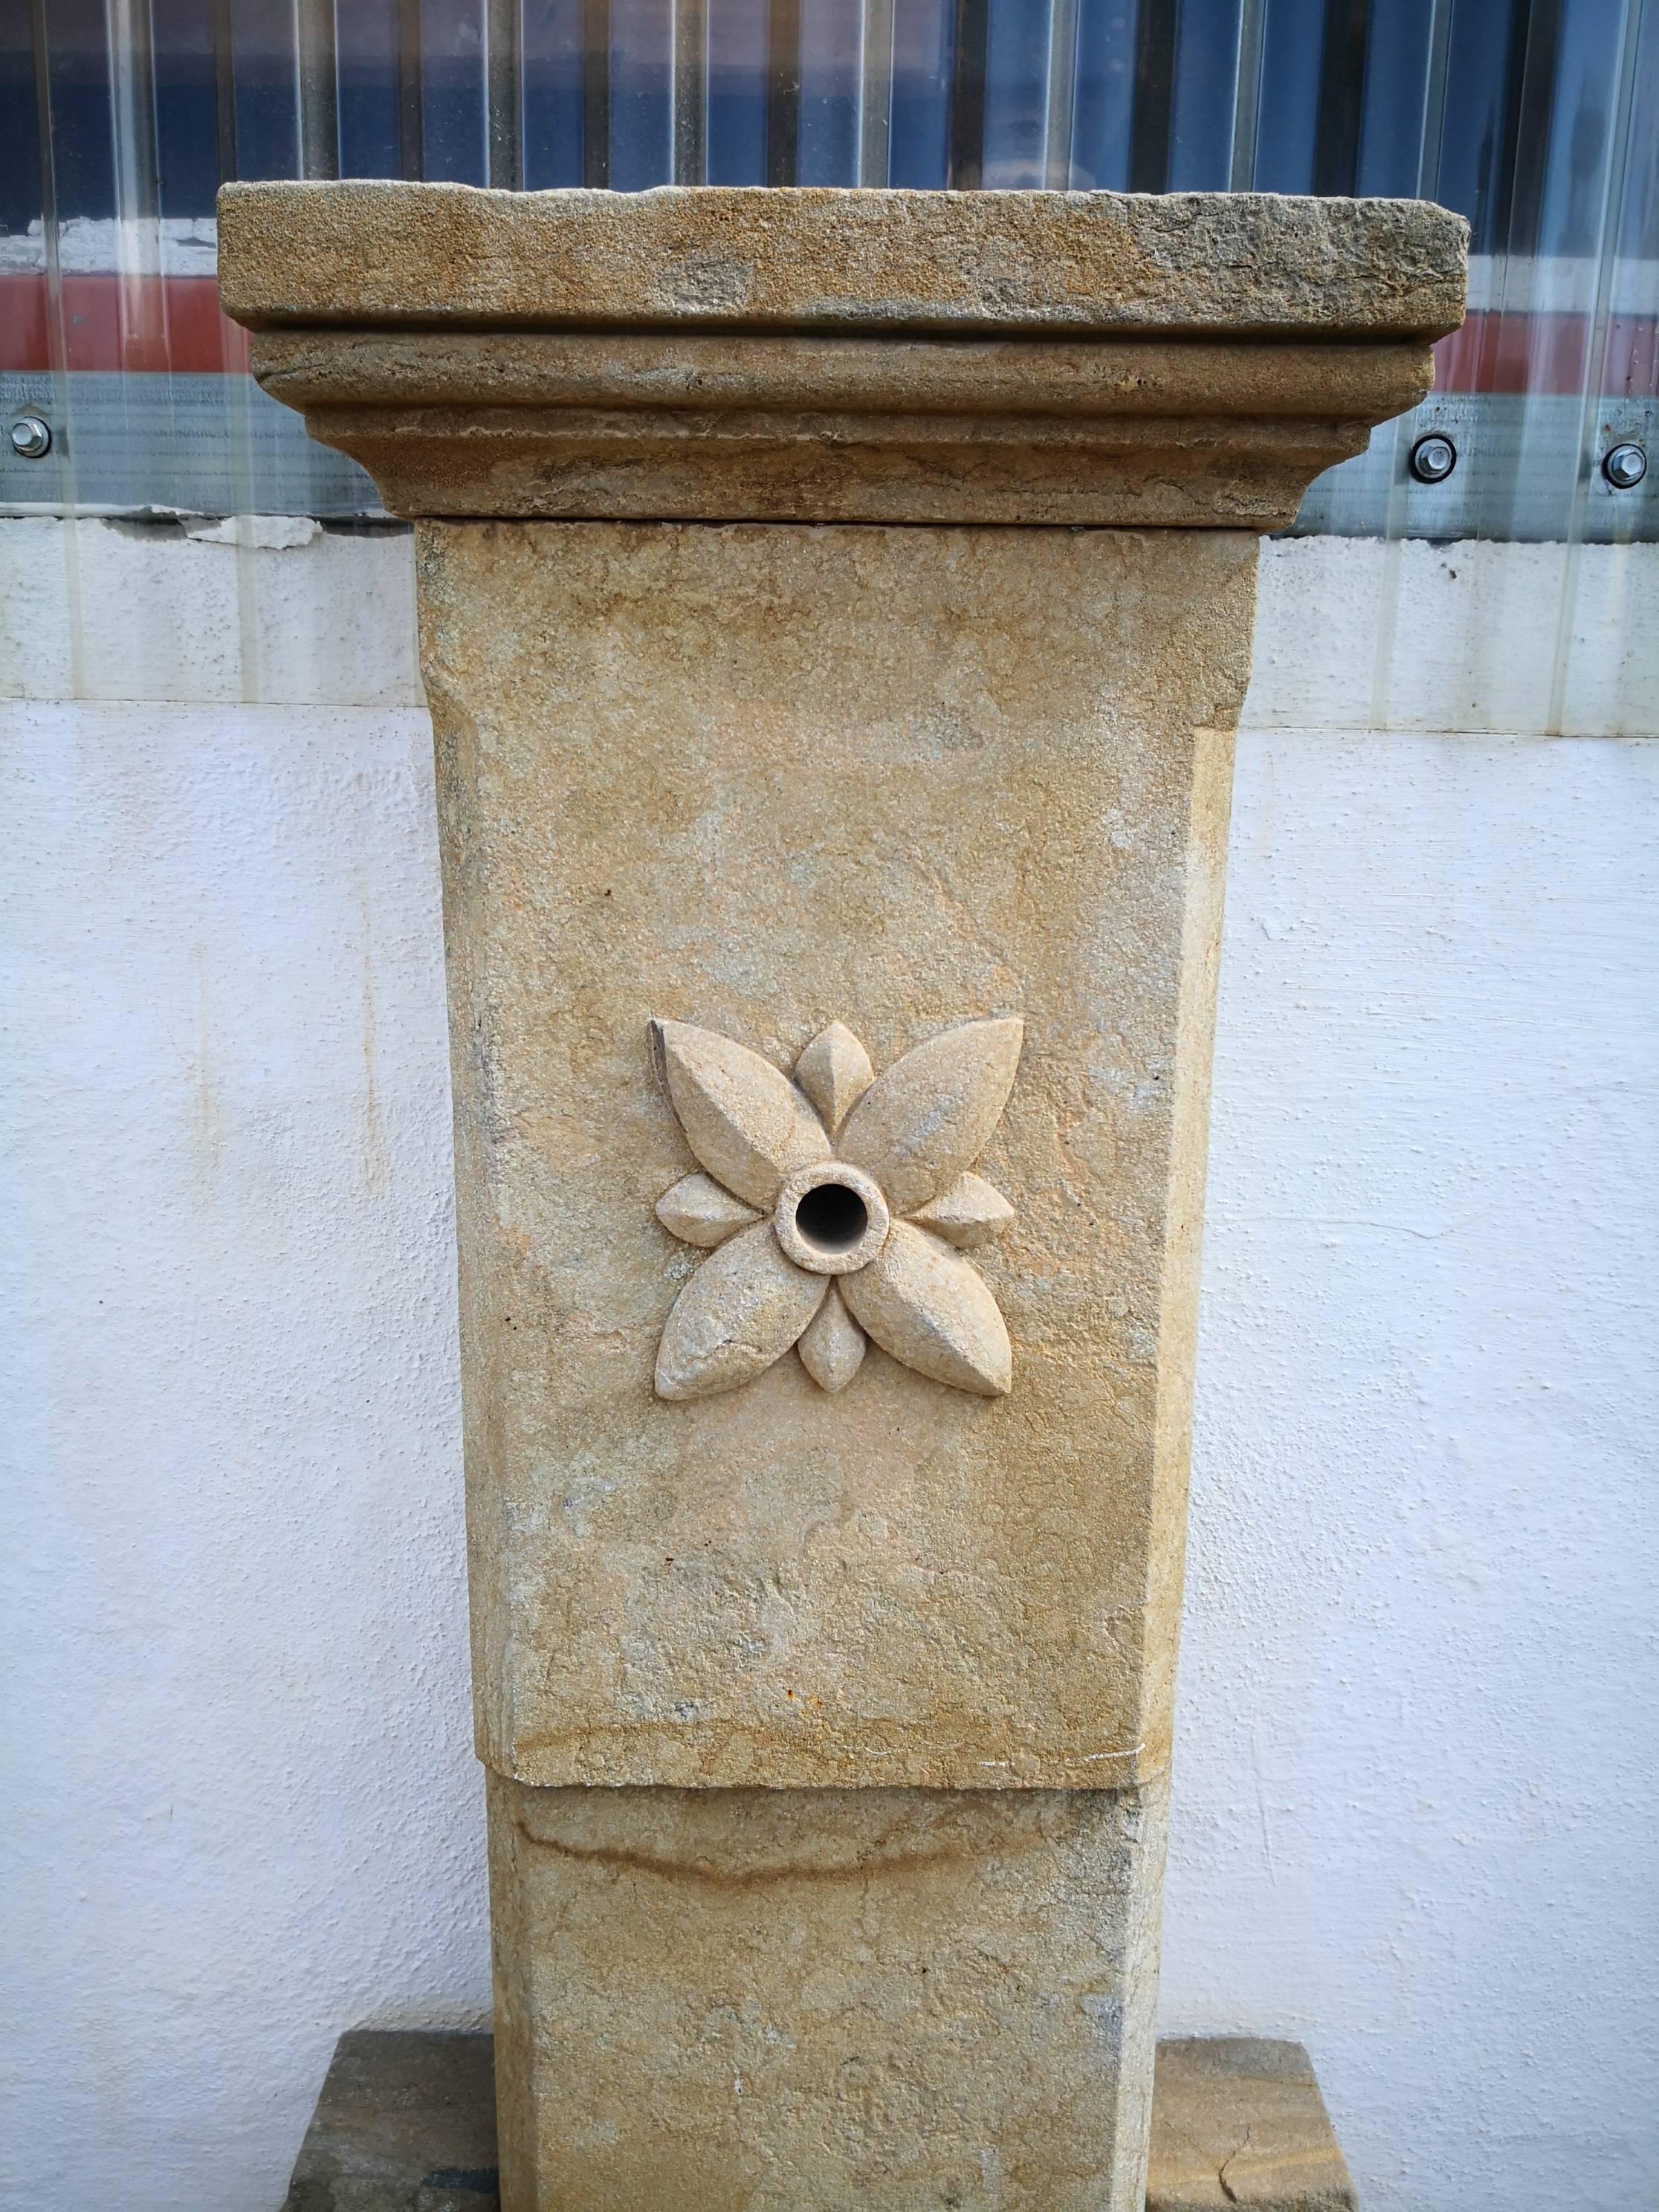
[[1128, 0, 1176, 192], [296, 0, 340, 177], [1311, 0, 1367, 198], [1227, 0, 1266, 189], [946, 0, 987, 185], [766, 0, 800, 183], [1043, 0, 1077, 189], [1546, 0, 1647, 732], [486, 0, 524, 184], [1361, 0, 1450, 725], [673, 0, 709, 183], [860, 0, 896, 187], [397, 0, 425, 174], [1168, 0, 1241, 190], [581, 0, 609, 182], [107, 0, 172, 522], [25, 0, 87, 685]]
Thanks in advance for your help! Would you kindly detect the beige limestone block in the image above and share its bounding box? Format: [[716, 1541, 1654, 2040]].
[[428, 517, 1244, 1791], [487, 1772, 1168, 2212], [215, 184, 1465, 2212], [1146, 2039, 1359, 2211], [220, 181, 1466, 338], [222, 186, 1464, 527]]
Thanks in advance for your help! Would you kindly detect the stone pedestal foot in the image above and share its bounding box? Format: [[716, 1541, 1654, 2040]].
[[488, 1777, 1165, 2210], [281, 2030, 1358, 2212]]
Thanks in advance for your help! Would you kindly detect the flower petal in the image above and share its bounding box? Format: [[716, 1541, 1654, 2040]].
[[840, 1222, 1012, 1398], [651, 1019, 830, 1209], [794, 1021, 875, 1135], [797, 1285, 867, 1394], [909, 1171, 1016, 1249], [837, 1017, 1023, 1215], [655, 1223, 827, 1402], [655, 1172, 762, 1247]]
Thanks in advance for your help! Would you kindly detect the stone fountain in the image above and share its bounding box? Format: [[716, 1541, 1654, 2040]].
[[220, 181, 1464, 2212]]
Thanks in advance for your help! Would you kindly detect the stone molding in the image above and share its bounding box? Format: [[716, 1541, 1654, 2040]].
[[219, 184, 1466, 528]]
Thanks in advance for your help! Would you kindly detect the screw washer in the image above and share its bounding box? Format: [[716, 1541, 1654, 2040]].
[[1409, 432, 1458, 485], [1602, 442, 1647, 491], [9, 415, 52, 460]]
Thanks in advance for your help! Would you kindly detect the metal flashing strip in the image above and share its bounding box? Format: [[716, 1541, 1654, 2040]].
[[2, 372, 1653, 541], [0, 370, 380, 517]]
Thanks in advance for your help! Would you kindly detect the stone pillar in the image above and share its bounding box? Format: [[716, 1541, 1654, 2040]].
[[220, 183, 1464, 2212]]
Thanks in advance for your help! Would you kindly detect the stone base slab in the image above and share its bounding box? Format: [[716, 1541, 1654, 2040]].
[[282, 2029, 1357, 2211]]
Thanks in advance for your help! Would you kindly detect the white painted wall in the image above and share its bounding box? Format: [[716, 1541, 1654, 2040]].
[[2, 523, 1655, 2212]]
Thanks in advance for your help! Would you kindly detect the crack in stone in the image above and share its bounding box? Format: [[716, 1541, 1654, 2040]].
[[1216, 2125, 1253, 2205]]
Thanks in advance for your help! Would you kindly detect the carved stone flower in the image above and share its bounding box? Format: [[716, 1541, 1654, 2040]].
[[650, 1015, 1023, 1403]]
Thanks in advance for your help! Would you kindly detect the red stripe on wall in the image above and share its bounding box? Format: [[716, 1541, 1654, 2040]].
[[1434, 310, 1658, 399], [0, 276, 249, 374], [1, 276, 1655, 396]]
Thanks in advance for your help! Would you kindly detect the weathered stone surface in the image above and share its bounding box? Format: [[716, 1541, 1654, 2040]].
[[246, 328, 1441, 528], [1147, 2038, 1359, 2211], [488, 1775, 1167, 2212], [281, 2030, 498, 2212], [279, 2028, 1359, 2212], [219, 185, 1460, 2212], [425, 517, 1245, 1791], [220, 182, 1466, 337], [650, 1016, 1020, 1400], [221, 187, 1462, 525], [250, 326, 1442, 415]]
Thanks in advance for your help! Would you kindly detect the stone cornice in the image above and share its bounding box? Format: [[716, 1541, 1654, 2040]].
[[219, 183, 1467, 528]]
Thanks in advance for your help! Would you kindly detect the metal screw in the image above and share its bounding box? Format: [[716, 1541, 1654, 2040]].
[[1409, 433, 1458, 485], [9, 415, 52, 460], [1602, 442, 1647, 490]]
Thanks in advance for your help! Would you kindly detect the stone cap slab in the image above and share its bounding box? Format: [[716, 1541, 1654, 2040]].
[[219, 184, 1466, 525], [220, 181, 1466, 341]]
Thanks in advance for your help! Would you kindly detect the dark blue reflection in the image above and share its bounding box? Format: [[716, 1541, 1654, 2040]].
[[982, 0, 1052, 188], [523, 0, 586, 186], [230, 0, 301, 180], [888, 0, 951, 187], [797, 0, 859, 186], [420, 0, 488, 184], [707, 0, 768, 185], [1356, 0, 1433, 197], [0, 0, 43, 234], [1538, 0, 1620, 258], [1252, 0, 1324, 193], [1616, 0, 1659, 258], [335, 0, 402, 179], [608, 0, 671, 187], [1436, 0, 1519, 246], [28, 0, 117, 214], [1070, 0, 1136, 190], [152, 0, 223, 212], [1168, 0, 1239, 189]]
